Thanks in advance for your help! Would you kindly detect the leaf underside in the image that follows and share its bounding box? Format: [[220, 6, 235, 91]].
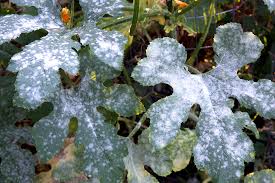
[[132, 23, 274, 182]]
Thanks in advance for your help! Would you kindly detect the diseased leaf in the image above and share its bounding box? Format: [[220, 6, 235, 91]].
[[32, 75, 143, 182], [0, 76, 35, 182], [7, 32, 80, 109], [0, 143, 35, 183], [124, 143, 158, 183], [132, 23, 274, 182], [244, 169, 275, 183], [124, 129, 197, 183], [79, 0, 130, 20], [73, 22, 127, 73], [36, 137, 88, 183], [2, 0, 128, 109], [262, 0, 275, 11]]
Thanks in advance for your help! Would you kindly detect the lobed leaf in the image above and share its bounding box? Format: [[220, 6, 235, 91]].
[[79, 0, 130, 20], [73, 22, 127, 73], [124, 129, 197, 183], [2, 0, 128, 109], [132, 23, 274, 182], [32, 75, 144, 182], [7, 32, 80, 109]]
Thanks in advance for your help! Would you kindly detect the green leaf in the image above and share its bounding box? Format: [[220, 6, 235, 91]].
[[0, 76, 35, 182], [32, 75, 143, 182], [0, 143, 35, 183], [262, 0, 275, 11], [79, 0, 130, 20], [132, 23, 274, 182], [1, 0, 128, 109], [73, 22, 127, 73], [7, 32, 80, 109], [244, 169, 275, 183], [124, 129, 197, 183]]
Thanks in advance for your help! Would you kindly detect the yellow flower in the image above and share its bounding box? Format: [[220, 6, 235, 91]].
[[60, 7, 71, 24], [175, 0, 188, 8]]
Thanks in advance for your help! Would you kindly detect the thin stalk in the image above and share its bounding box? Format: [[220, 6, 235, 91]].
[[186, 0, 215, 66], [130, 0, 140, 35], [122, 66, 132, 85], [69, 0, 75, 29], [127, 113, 147, 138]]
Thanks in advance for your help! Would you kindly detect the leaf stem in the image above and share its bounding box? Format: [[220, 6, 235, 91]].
[[186, 0, 215, 66], [127, 112, 147, 139], [122, 66, 132, 85], [130, 0, 140, 35]]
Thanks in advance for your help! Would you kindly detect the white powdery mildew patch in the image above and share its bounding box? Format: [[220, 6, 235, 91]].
[[2, 0, 127, 110], [0, 15, 44, 45], [74, 22, 127, 71], [32, 75, 143, 182], [79, 0, 128, 19], [132, 23, 275, 182], [7, 32, 80, 109]]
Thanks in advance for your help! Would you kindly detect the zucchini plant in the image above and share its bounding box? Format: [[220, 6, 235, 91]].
[[0, 0, 274, 182]]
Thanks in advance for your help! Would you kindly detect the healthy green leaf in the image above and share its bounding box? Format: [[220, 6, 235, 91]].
[[32, 75, 144, 182], [124, 129, 197, 183], [244, 169, 275, 183], [132, 23, 274, 182]]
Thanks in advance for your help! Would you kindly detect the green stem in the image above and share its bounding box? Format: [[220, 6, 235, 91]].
[[127, 113, 147, 139], [122, 66, 132, 85], [186, 0, 215, 66], [70, 0, 74, 29], [130, 0, 140, 35]]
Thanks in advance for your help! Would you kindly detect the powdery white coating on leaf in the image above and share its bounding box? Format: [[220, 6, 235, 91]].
[[32, 75, 144, 182], [124, 129, 196, 183], [74, 22, 127, 71], [124, 142, 159, 183], [132, 23, 274, 183], [3, 0, 127, 110], [7, 32, 80, 109], [10, 0, 48, 7], [0, 15, 45, 45], [79, 0, 129, 20], [262, 0, 275, 11], [244, 169, 275, 183], [0, 8, 62, 45], [0, 127, 35, 182], [104, 84, 145, 116]]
